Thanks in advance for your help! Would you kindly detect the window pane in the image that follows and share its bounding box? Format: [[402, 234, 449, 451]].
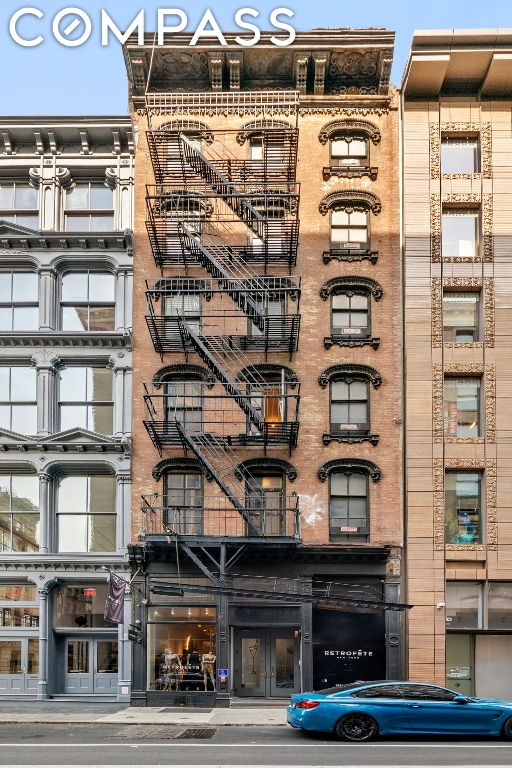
[[60, 367, 87, 401], [0, 641, 22, 674], [0, 185, 14, 208], [331, 139, 348, 157], [349, 474, 367, 496], [350, 211, 368, 227], [11, 405, 37, 435], [88, 515, 116, 551], [62, 306, 88, 331], [445, 472, 481, 544], [0, 514, 11, 550], [332, 294, 349, 310], [88, 368, 112, 401], [441, 139, 479, 174], [58, 514, 88, 552], [331, 381, 348, 400], [0, 368, 9, 401], [88, 306, 115, 332], [65, 185, 89, 210], [488, 583, 512, 630], [10, 475, 39, 511], [330, 473, 348, 495], [12, 307, 38, 331], [0, 608, 39, 629], [90, 214, 114, 231], [446, 582, 481, 629], [64, 215, 87, 232], [331, 403, 349, 423], [147, 621, 217, 691], [350, 381, 367, 400], [61, 274, 88, 302], [27, 639, 39, 674], [12, 273, 38, 302], [90, 185, 113, 210], [10, 367, 36, 402], [443, 293, 479, 342], [14, 185, 38, 210], [442, 213, 478, 258], [0, 584, 37, 601], [350, 403, 368, 422], [11, 513, 39, 552], [15, 214, 39, 230], [89, 475, 116, 514], [60, 405, 87, 431], [89, 405, 113, 435], [59, 476, 88, 513], [331, 210, 349, 226], [53, 584, 111, 628], [349, 139, 367, 157], [0, 308, 12, 331], [88, 273, 115, 302], [444, 378, 480, 437]]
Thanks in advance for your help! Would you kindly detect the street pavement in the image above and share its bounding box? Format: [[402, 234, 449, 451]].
[[0, 723, 511, 766]]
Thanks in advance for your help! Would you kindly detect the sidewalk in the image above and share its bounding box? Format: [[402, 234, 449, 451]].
[[0, 701, 288, 726]]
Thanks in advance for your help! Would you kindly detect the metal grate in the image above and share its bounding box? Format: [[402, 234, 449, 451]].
[[176, 728, 216, 740], [113, 725, 182, 739]]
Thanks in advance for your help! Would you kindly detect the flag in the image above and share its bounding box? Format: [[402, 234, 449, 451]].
[[104, 572, 127, 624]]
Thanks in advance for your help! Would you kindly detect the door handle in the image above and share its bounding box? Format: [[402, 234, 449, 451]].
[[411, 704, 420, 708]]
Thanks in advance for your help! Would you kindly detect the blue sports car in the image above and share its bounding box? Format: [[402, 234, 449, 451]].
[[287, 681, 512, 741]]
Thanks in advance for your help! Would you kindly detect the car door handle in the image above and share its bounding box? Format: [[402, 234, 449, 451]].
[[411, 704, 420, 708]]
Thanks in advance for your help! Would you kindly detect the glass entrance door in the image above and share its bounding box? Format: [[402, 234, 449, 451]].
[[0, 638, 38, 694], [64, 638, 118, 694], [234, 628, 299, 697]]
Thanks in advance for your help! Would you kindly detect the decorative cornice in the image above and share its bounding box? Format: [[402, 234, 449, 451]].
[[318, 118, 381, 145], [324, 335, 380, 350], [322, 433, 379, 446], [483, 194, 493, 263], [431, 193, 441, 262], [484, 278, 495, 347], [319, 189, 381, 216], [442, 193, 480, 204], [430, 123, 440, 179], [152, 364, 215, 389], [323, 249, 379, 265], [234, 458, 297, 483], [319, 276, 383, 301], [299, 106, 390, 117], [433, 458, 497, 551], [318, 364, 382, 389], [152, 457, 212, 482], [485, 364, 496, 443], [322, 166, 378, 181], [317, 458, 381, 483]]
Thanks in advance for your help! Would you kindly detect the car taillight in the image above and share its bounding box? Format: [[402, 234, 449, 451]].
[[295, 700, 320, 709]]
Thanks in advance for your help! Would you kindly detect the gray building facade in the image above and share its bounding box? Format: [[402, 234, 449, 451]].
[[0, 118, 134, 701]]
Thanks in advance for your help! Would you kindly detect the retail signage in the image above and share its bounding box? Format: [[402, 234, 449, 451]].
[[217, 668, 229, 677]]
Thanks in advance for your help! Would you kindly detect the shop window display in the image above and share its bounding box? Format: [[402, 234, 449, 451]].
[[147, 610, 216, 692]]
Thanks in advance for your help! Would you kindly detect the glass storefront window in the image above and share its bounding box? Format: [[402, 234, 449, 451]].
[[488, 582, 512, 630], [0, 607, 39, 627], [446, 582, 483, 629], [0, 640, 22, 673], [148, 606, 215, 622], [27, 639, 39, 675], [0, 584, 36, 601], [147, 616, 217, 692], [53, 584, 111, 629]]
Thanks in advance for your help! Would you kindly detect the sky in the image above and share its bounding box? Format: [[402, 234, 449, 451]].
[[2, 0, 511, 115]]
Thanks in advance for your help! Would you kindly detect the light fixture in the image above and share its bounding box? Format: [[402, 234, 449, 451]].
[[187, 607, 192, 617]]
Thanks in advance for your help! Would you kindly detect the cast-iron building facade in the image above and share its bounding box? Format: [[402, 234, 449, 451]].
[[124, 29, 404, 706], [0, 118, 134, 701]]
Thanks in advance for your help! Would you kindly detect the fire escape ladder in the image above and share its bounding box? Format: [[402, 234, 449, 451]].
[[175, 421, 262, 536], [176, 317, 265, 432], [179, 134, 266, 240]]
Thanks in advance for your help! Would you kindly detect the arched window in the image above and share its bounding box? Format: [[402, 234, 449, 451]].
[[319, 365, 381, 445], [319, 191, 381, 263], [319, 119, 380, 181], [317, 458, 381, 543], [331, 135, 368, 168], [61, 270, 115, 332], [0, 271, 38, 331], [330, 208, 368, 250], [56, 473, 116, 553], [320, 277, 383, 349]]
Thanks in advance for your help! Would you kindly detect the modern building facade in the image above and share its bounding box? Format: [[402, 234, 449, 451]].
[[124, 30, 404, 706], [0, 118, 134, 700], [402, 31, 512, 699]]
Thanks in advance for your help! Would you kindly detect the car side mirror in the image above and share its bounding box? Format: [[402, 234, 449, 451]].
[[453, 695, 468, 704]]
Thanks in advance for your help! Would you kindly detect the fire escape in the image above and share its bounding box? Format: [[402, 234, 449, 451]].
[[142, 116, 301, 574]]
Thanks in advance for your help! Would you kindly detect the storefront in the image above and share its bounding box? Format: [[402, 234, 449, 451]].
[[129, 545, 403, 706]]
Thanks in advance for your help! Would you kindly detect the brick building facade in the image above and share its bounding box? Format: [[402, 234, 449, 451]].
[[124, 30, 404, 706]]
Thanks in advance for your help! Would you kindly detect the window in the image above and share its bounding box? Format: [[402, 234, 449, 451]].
[[247, 382, 285, 435], [165, 381, 203, 434], [330, 380, 369, 435], [0, 474, 39, 553], [331, 293, 369, 337], [443, 292, 480, 342], [164, 294, 201, 337], [488, 583, 512, 630], [441, 137, 480, 174], [59, 366, 113, 434], [443, 378, 481, 438], [445, 472, 482, 545], [164, 472, 202, 535], [64, 183, 114, 232], [352, 685, 402, 699], [330, 136, 368, 167], [446, 582, 483, 629], [442, 210, 479, 258], [0, 182, 38, 229], [330, 209, 369, 250], [61, 272, 115, 332], [249, 296, 285, 338], [147, 609, 217, 691], [246, 474, 284, 536], [396, 684, 458, 701], [53, 583, 112, 628], [57, 475, 116, 553], [0, 366, 37, 434], [0, 272, 38, 331], [329, 472, 368, 540], [0, 584, 39, 628], [249, 135, 263, 161]]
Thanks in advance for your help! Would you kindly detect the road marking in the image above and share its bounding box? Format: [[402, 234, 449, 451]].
[[2, 765, 511, 768], [0, 742, 511, 748]]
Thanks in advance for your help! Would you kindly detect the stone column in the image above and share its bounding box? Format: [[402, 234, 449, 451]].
[[37, 472, 51, 554], [117, 580, 132, 702], [115, 270, 129, 332], [385, 547, 404, 680], [30, 165, 71, 231], [39, 268, 57, 331], [112, 362, 131, 438], [35, 361, 58, 437], [37, 587, 49, 700], [115, 473, 131, 554]]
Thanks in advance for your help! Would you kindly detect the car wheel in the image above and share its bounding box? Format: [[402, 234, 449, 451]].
[[502, 717, 512, 740], [335, 713, 378, 742]]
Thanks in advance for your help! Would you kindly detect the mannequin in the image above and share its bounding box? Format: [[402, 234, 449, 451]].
[[163, 649, 182, 691], [201, 652, 216, 691]]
